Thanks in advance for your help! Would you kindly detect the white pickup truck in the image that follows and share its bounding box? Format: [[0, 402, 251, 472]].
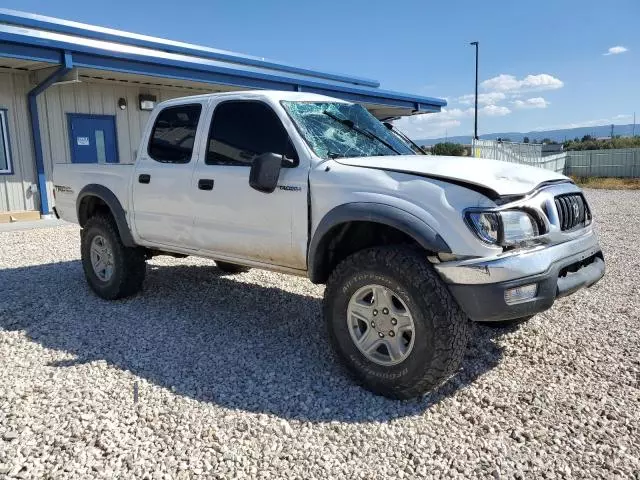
[[53, 90, 605, 399]]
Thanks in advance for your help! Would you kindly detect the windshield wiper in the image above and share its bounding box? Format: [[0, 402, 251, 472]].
[[383, 122, 428, 155], [323, 111, 402, 155]]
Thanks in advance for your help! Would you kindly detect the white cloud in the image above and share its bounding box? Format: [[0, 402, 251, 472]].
[[482, 105, 511, 116], [603, 46, 628, 56], [395, 105, 510, 138], [512, 97, 550, 109], [612, 114, 633, 121], [439, 108, 470, 119], [457, 92, 506, 106], [481, 74, 564, 93], [394, 109, 464, 138], [535, 114, 633, 131]]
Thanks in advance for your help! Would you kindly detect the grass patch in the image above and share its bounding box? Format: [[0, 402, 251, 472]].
[[571, 176, 640, 190]]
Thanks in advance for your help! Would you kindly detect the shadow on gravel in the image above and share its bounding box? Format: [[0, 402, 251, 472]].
[[0, 260, 512, 423]]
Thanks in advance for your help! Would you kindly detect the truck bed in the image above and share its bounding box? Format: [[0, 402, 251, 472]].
[[52, 163, 134, 224]]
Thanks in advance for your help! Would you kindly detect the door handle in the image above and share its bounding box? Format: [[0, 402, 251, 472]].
[[138, 174, 151, 184], [198, 179, 214, 191]]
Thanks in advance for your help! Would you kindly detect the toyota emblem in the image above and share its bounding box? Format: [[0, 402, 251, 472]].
[[572, 199, 580, 218]]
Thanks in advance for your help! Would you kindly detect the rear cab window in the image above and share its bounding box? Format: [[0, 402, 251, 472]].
[[148, 104, 202, 163]]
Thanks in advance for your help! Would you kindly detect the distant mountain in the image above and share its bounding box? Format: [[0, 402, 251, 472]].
[[416, 123, 638, 146]]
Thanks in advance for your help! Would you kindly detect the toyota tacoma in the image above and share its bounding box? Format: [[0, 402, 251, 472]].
[[52, 91, 605, 399]]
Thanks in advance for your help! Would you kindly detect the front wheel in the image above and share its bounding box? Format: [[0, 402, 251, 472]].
[[324, 246, 469, 399], [81, 214, 146, 300]]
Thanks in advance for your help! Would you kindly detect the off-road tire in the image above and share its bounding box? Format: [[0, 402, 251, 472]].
[[215, 261, 250, 274], [478, 315, 534, 328], [80, 214, 146, 300], [324, 245, 469, 399]]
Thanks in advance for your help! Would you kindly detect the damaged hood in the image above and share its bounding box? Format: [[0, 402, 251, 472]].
[[335, 155, 569, 197]]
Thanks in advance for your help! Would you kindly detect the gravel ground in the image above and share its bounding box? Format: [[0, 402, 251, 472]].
[[0, 189, 639, 479]]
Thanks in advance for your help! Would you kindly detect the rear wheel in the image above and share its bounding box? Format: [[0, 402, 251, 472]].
[[324, 246, 469, 399], [81, 215, 146, 300], [215, 261, 250, 274]]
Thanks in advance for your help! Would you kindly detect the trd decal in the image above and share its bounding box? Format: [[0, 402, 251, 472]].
[[54, 185, 73, 194]]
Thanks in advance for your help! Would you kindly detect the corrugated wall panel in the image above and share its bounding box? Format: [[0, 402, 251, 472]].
[[564, 149, 640, 178], [75, 84, 90, 114], [14, 76, 37, 211], [0, 71, 37, 213], [113, 85, 132, 162]]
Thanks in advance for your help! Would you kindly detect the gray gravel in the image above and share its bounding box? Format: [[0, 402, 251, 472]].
[[1, 189, 639, 479]]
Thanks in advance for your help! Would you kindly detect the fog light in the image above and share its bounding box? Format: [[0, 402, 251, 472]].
[[504, 284, 537, 305]]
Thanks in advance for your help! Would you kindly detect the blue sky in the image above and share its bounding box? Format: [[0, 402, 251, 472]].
[[6, 0, 638, 139]]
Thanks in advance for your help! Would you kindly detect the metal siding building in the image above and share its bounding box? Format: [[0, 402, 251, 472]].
[[0, 70, 38, 213], [0, 9, 446, 219]]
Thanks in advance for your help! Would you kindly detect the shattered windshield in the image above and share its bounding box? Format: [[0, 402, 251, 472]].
[[281, 101, 415, 160]]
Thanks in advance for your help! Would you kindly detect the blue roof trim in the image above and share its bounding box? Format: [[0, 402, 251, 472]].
[[0, 26, 446, 111], [0, 41, 61, 64], [0, 8, 380, 88]]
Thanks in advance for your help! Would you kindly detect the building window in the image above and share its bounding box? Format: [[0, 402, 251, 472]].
[[206, 101, 298, 167], [0, 109, 13, 175], [148, 104, 202, 163]]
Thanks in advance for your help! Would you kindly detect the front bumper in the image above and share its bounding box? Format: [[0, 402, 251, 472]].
[[435, 229, 605, 322]]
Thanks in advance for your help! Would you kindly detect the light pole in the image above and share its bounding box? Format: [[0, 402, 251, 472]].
[[470, 41, 479, 141]]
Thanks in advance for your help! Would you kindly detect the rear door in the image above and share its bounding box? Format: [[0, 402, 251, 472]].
[[131, 101, 207, 247], [68, 114, 118, 164]]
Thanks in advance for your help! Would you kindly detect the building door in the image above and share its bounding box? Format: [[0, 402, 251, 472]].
[[68, 114, 118, 164]]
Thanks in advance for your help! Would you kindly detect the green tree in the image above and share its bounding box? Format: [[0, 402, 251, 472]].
[[431, 142, 466, 156], [563, 136, 640, 151], [523, 136, 530, 143]]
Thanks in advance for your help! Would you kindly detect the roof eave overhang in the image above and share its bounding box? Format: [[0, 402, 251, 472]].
[[0, 7, 381, 88], [0, 25, 446, 116]]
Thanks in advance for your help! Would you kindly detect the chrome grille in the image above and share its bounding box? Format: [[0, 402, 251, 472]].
[[554, 193, 590, 231]]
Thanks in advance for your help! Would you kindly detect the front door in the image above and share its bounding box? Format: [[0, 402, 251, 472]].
[[191, 99, 308, 269], [68, 114, 118, 164]]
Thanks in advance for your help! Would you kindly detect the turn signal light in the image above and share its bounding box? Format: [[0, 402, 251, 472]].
[[504, 284, 537, 305]]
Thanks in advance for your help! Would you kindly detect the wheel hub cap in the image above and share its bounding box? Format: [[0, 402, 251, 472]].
[[347, 284, 416, 366], [90, 235, 114, 282]]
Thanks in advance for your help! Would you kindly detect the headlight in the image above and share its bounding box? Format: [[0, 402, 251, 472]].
[[467, 212, 500, 244], [466, 210, 539, 245], [500, 210, 539, 243]]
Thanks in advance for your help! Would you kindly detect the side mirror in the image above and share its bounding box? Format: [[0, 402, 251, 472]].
[[249, 152, 282, 193]]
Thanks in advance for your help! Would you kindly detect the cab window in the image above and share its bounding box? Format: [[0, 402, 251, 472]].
[[148, 104, 202, 163], [206, 101, 298, 167]]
